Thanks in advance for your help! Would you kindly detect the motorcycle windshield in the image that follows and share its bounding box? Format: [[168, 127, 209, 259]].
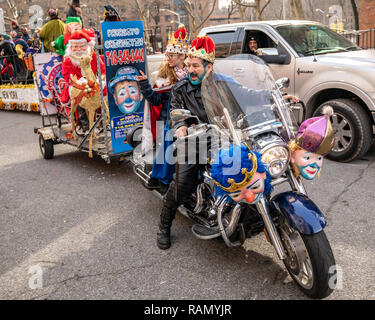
[[201, 54, 290, 142]]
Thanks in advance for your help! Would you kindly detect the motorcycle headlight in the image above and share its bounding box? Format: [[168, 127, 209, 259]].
[[261, 145, 290, 178]]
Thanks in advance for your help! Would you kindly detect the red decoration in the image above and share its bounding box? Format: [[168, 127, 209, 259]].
[[70, 31, 92, 43], [191, 36, 215, 54], [174, 26, 187, 40]]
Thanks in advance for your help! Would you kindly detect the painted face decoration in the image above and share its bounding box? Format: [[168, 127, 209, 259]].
[[109, 67, 143, 115], [228, 172, 267, 204], [211, 145, 273, 205], [114, 81, 141, 114], [292, 149, 323, 180], [289, 106, 334, 180]]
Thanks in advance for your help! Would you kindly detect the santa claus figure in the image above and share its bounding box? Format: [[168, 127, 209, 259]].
[[61, 30, 106, 105]]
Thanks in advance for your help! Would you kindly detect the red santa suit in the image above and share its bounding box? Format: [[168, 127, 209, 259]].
[[61, 31, 106, 104]]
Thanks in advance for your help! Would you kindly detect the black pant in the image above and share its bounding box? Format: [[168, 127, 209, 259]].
[[163, 163, 202, 213]]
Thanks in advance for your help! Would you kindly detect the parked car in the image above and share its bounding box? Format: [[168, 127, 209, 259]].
[[199, 20, 375, 162]]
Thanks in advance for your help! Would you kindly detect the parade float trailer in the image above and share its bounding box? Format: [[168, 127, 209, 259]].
[[33, 21, 151, 163]]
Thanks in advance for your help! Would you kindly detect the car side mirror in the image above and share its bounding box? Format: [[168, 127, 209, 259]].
[[275, 77, 290, 89], [262, 53, 287, 64]]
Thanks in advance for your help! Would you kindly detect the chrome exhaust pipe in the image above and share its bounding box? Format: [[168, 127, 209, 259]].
[[223, 204, 242, 237], [217, 200, 243, 247]]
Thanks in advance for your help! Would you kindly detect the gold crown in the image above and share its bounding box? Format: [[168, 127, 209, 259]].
[[166, 25, 190, 54], [213, 152, 258, 193], [187, 47, 215, 64]]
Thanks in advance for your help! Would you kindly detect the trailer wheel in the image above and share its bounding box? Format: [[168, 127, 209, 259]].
[[39, 134, 54, 160]]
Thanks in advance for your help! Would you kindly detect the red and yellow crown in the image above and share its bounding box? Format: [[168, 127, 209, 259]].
[[166, 24, 190, 54], [187, 36, 215, 64]]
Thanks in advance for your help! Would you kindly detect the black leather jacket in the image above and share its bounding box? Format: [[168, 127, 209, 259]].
[[169, 78, 209, 130]]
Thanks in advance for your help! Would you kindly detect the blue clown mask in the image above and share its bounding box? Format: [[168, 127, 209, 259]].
[[211, 145, 273, 204]]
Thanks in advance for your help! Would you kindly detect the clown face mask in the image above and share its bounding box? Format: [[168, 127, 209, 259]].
[[292, 149, 323, 180], [114, 81, 142, 114], [228, 172, 267, 204]]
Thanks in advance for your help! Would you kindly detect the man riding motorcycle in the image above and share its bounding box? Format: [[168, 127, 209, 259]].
[[156, 35, 215, 250], [157, 36, 299, 250]]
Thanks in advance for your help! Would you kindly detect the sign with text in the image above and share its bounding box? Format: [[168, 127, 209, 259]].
[[101, 20, 146, 154]]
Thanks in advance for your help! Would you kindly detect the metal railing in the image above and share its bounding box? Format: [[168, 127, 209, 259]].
[[0, 53, 35, 85], [340, 28, 375, 49]]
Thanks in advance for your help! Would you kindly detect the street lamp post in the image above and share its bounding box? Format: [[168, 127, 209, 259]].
[[315, 8, 328, 26], [160, 8, 181, 25]]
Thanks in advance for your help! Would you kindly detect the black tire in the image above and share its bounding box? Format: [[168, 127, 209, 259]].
[[127, 125, 143, 149], [313, 99, 373, 162], [39, 134, 54, 160], [280, 226, 336, 299]]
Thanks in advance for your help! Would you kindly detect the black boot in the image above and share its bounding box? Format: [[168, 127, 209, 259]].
[[157, 206, 176, 250]]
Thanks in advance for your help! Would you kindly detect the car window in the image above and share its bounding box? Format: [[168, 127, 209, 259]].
[[276, 24, 360, 57], [243, 30, 278, 55], [206, 31, 236, 59]]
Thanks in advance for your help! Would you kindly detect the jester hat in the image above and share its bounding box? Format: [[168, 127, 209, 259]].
[[294, 106, 334, 156], [104, 5, 121, 22], [210, 144, 272, 199], [166, 24, 190, 54], [188, 35, 215, 64]]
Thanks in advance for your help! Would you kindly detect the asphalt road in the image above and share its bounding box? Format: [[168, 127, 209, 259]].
[[0, 110, 374, 300]]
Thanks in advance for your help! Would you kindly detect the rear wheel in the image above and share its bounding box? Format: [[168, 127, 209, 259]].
[[279, 220, 336, 299], [39, 134, 54, 160], [314, 99, 373, 162]]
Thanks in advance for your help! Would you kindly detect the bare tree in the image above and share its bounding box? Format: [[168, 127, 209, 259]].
[[289, 0, 305, 20], [131, 0, 150, 43], [226, 1, 239, 24], [180, 0, 217, 36], [350, 0, 359, 30], [232, 0, 272, 21]]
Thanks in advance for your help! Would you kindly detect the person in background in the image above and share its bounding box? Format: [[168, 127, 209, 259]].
[[11, 21, 19, 33], [19, 27, 31, 43], [66, 0, 83, 25], [11, 31, 28, 59], [40, 9, 65, 52], [248, 37, 264, 56], [0, 57, 14, 82], [0, 33, 16, 57], [33, 28, 41, 41], [0, 33, 18, 77], [26, 39, 41, 56]]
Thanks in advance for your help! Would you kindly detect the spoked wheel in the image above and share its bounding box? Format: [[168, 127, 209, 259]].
[[74, 122, 87, 137], [39, 134, 54, 160], [278, 219, 336, 299]]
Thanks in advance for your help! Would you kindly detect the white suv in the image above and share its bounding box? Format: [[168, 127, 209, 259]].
[[199, 20, 375, 162]]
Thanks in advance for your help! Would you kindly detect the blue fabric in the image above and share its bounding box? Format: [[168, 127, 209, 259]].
[[151, 103, 176, 184]]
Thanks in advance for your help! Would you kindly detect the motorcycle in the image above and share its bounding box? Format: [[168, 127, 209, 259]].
[[128, 54, 336, 299]]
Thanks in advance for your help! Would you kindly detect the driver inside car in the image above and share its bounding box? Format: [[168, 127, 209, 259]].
[[156, 35, 300, 250]]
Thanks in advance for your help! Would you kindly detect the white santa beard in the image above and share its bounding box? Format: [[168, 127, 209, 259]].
[[65, 45, 91, 66]]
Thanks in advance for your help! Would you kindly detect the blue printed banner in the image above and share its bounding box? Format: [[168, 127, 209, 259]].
[[101, 20, 146, 154]]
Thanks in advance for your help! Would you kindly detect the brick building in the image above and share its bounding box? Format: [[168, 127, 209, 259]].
[[358, 0, 375, 30]]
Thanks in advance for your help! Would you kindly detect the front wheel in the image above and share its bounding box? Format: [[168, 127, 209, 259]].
[[279, 221, 336, 299], [39, 134, 54, 160]]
